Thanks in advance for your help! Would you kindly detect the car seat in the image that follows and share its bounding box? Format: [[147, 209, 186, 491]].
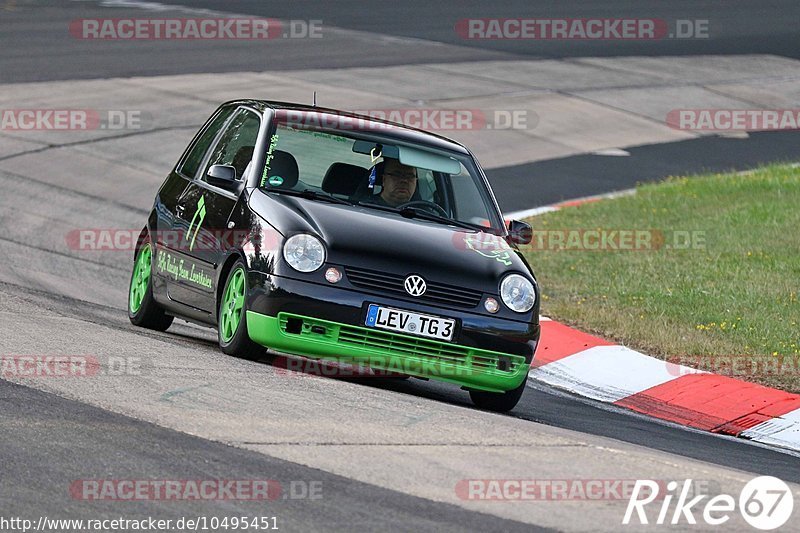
[[321, 163, 369, 196]]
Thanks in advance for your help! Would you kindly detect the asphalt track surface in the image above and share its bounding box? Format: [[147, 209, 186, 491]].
[[494, 130, 800, 211], [5, 0, 800, 84], [2, 1, 800, 531], [174, 0, 800, 60], [0, 378, 545, 532]]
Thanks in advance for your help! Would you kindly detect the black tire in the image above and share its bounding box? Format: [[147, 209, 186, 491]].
[[218, 259, 262, 359], [469, 376, 527, 413], [128, 236, 173, 331]]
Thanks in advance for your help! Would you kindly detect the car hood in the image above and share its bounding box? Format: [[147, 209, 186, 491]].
[[249, 189, 535, 288]]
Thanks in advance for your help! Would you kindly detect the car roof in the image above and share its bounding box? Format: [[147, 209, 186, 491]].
[[223, 99, 471, 155]]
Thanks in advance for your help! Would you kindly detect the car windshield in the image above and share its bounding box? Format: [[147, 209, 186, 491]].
[[259, 115, 504, 233]]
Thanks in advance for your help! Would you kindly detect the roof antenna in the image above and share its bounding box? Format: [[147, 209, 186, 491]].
[[312, 91, 317, 107]]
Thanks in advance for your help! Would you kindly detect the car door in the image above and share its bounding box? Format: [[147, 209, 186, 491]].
[[153, 106, 235, 314], [167, 107, 262, 315]]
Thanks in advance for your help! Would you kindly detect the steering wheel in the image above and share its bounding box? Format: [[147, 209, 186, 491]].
[[396, 200, 449, 217]]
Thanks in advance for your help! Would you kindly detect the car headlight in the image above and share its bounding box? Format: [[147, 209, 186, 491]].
[[283, 234, 326, 272], [500, 274, 536, 313]]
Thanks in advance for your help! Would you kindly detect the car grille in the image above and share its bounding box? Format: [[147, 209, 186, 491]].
[[278, 313, 524, 374], [337, 325, 523, 373], [345, 266, 483, 308]]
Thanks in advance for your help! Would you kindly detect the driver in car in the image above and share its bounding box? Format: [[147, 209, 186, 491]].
[[367, 158, 418, 207]]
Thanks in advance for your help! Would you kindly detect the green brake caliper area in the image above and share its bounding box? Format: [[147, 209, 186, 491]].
[[220, 268, 245, 342], [129, 243, 151, 313]]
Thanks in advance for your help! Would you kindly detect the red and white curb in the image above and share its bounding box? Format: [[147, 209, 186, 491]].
[[528, 320, 800, 453], [504, 189, 636, 221], [517, 191, 800, 453]]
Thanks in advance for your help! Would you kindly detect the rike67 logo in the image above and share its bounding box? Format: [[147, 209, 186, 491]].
[[623, 476, 794, 530]]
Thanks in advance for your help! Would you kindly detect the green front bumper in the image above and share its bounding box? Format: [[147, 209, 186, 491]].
[[246, 311, 530, 392]]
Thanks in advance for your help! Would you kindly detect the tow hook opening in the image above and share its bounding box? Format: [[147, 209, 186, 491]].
[[285, 317, 303, 334]]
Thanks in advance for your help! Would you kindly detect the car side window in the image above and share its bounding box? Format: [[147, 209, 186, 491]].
[[179, 107, 235, 178], [201, 109, 261, 183]]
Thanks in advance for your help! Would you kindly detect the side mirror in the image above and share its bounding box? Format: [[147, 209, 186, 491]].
[[507, 219, 532, 245], [206, 164, 239, 191]]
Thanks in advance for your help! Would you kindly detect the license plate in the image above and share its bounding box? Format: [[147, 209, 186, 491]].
[[365, 304, 455, 342]]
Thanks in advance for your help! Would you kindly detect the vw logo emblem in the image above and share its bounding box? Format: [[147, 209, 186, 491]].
[[404, 274, 427, 297]]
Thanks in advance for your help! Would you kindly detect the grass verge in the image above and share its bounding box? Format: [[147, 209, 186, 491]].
[[522, 164, 800, 392]]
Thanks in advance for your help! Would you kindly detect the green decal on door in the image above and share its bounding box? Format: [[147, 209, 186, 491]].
[[156, 250, 213, 289], [186, 195, 206, 251]]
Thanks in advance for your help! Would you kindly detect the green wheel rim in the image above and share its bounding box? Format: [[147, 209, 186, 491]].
[[129, 243, 152, 314], [220, 267, 246, 343]]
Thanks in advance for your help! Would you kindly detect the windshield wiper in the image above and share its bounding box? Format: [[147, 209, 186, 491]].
[[399, 206, 481, 231], [268, 188, 353, 206], [354, 202, 479, 231]]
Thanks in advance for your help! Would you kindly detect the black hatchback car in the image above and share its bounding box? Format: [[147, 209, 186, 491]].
[[128, 100, 539, 411]]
